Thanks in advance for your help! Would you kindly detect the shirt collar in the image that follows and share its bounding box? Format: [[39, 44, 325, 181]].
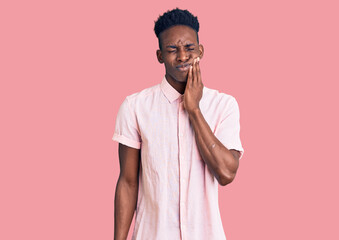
[[160, 76, 183, 103]]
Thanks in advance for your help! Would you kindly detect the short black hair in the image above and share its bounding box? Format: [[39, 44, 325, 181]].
[[154, 8, 200, 50]]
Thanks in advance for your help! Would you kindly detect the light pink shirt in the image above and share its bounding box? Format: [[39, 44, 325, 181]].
[[113, 76, 244, 240]]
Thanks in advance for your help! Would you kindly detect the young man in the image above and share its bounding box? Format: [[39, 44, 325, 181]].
[[113, 8, 244, 240]]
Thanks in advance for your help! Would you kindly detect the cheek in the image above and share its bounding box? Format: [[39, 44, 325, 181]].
[[164, 58, 175, 67], [192, 50, 200, 57], [164, 62, 174, 71]]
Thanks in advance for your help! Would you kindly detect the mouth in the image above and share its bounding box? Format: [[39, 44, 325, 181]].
[[176, 63, 192, 72]]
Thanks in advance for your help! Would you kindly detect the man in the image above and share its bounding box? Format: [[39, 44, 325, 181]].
[[113, 8, 244, 240]]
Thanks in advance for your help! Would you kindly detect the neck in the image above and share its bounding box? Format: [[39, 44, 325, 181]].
[[165, 74, 186, 94]]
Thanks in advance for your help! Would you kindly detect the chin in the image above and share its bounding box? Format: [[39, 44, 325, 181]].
[[166, 72, 188, 83], [174, 74, 188, 83], [174, 79, 187, 84], [176, 78, 187, 83]]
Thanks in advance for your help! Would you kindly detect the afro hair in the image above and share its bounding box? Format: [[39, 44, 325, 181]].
[[154, 8, 200, 49]]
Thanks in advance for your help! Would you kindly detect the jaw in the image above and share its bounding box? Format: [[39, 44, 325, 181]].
[[166, 70, 188, 84]]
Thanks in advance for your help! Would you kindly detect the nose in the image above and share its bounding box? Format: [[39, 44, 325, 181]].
[[176, 48, 189, 62]]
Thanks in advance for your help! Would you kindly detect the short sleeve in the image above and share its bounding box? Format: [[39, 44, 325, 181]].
[[214, 97, 244, 159], [112, 97, 141, 149]]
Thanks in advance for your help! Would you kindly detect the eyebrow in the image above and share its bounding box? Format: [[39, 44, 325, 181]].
[[166, 43, 195, 49]]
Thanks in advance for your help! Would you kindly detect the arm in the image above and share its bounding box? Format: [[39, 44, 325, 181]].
[[188, 108, 240, 186], [114, 143, 140, 240], [184, 58, 240, 186]]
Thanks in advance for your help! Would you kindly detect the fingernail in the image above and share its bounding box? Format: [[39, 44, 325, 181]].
[[197, 57, 200, 62]]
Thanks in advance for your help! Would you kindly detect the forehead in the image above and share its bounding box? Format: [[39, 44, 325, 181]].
[[160, 25, 197, 45]]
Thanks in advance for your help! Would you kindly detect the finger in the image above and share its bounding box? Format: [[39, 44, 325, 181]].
[[191, 59, 196, 87], [187, 64, 193, 88], [196, 58, 202, 84], [191, 58, 195, 86], [193, 58, 198, 86]]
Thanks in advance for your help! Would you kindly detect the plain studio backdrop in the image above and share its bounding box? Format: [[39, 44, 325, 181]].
[[1, 0, 338, 239]]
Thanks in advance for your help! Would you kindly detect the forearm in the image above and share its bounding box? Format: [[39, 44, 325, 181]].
[[114, 177, 138, 240], [188, 108, 239, 186]]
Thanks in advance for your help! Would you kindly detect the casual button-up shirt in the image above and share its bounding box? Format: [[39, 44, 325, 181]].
[[113, 76, 244, 240]]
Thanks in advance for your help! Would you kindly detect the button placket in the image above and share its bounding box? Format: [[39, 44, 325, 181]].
[[178, 101, 187, 239]]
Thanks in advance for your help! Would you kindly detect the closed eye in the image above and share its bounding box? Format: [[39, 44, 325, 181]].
[[168, 48, 194, 53]]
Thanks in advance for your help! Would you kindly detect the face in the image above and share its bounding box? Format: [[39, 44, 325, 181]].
[[156, 25, 204, 84]]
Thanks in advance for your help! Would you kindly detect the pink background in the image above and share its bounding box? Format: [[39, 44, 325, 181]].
[[1, 0, 338, 239]]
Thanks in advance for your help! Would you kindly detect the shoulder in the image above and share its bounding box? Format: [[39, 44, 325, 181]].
[[202, 86, 238, 107], [124, 83, 161, 106], [116, 84, 161, 122]]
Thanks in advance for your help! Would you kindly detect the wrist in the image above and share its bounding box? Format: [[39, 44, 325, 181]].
[[188, 107, 201, 118]]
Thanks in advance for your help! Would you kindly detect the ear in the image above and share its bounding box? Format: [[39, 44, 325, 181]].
[[198, 44, 204, 60], [156, 49, 164, 64]]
